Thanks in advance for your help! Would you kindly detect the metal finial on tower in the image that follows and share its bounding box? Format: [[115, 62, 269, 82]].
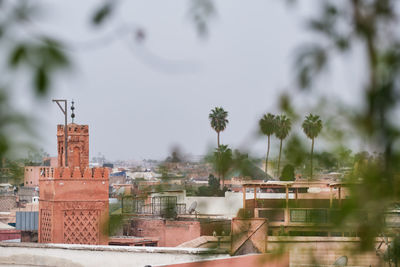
[[52, 99, 68, 166], [71, 100, 75, 123]]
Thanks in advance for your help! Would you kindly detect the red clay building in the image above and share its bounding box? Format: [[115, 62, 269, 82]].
[[38, 123, 109, 245], [24, 157, 57, 187], [128, 218, 201, 247], [24, 166, 42, 187]]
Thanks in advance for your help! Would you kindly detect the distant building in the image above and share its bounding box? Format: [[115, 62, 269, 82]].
[[109, 170, 127, 185], [24, 167, 42, 187], [24, 157, 57, 187], [103, 163, 114, 168], [42, 157, 57, 167], [240, 181, 352, 236], [126, 171, 159, 180]]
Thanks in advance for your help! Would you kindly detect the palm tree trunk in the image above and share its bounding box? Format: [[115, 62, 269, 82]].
[[277, 139, 283, 179], [265, 135, 270, 174], [310, 138, 314, 180], [217, 131, 221, 184]]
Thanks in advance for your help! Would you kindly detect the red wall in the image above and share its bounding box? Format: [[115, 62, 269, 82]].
[[24, 166, 42, 187], [39, 167, 109, 245], [0, 230, 21, 241], [130, 219, 201, 247], [164, 254, 289, 267]]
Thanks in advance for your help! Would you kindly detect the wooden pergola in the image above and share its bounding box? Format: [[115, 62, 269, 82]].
[[241, 181, 349, 210]]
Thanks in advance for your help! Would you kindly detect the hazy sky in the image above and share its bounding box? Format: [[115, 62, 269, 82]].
[[12, 0, 365, 161]]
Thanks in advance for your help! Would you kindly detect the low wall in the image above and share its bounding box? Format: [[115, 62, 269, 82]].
[[180, 236, 385, 266], [164, 253, 289, 267], [129, 218, 201, 247], [200, 219, 231, 236], [184, 192, 333, 218], [0, 229, 20, 241], [185, 192, 243, 217], [0, 242, 228, 267], [18, 187, 37, 203], [268, 236, 383, 266]]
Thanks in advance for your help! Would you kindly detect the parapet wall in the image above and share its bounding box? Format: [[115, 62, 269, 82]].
[[39, 167, 109, 180], [39, 167, 109, 202], [0, 243, 229, 267], [38, 166, 109, 245]]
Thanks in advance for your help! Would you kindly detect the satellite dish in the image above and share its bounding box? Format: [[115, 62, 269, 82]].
[[188, 201, 197, 214], [333, 256, 348, 266]]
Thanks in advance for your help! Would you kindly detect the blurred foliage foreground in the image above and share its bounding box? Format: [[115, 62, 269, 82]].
[[290, 0, 400, 256], [0, 1, 70, 163], [2, 0, 400, 262]]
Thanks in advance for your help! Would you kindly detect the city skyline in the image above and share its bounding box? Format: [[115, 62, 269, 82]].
[[11, 1, 364, 161]]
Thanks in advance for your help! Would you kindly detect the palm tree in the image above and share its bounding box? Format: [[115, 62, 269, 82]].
[[302, 114, 323, 180], [209, 107, 229, 147], [213, 145, 233, 189], [259, 113, 276, 175], [275, 114, 291, 178]]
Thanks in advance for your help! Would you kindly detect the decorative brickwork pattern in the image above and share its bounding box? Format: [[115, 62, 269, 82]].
[[0, 195, 17, 211], [40, 209, 52, 243], [63, 210, 100, 244]]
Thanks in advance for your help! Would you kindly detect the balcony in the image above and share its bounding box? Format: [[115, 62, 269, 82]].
[[122, 195, 186, 217], [241, 181, 350, 228]]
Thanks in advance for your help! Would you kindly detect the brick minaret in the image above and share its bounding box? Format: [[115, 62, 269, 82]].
[[57, 123, 89, 170], [39, 123, 109, 245]]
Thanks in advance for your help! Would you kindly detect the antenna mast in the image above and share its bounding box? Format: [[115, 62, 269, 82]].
[[52, 99, 68, 167]]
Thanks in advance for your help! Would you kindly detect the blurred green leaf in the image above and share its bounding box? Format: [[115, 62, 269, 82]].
[[279, 93, 299, 122], [107, 214, 123, 236], [189, 0, 216, 37], [335, 37, 350, 51], [283, 135, 307, 168], [92, 2, 114, 26], [13, 1, 37, 22], [8, 44, 26, 67], [295, 45, 328, 89], [34, 66, 48, 95], [281, 164, 295, 181], [37, 37, 70, 68], [46, 45, 69, 66]]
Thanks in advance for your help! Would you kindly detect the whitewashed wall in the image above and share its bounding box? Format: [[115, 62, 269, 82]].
[[0, 243, 227, 267]]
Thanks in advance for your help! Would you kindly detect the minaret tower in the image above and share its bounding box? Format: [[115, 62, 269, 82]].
[[39, 100, 109, 245]]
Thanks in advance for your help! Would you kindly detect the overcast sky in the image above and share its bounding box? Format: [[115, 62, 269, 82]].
[[11, 0, 365, 161]]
